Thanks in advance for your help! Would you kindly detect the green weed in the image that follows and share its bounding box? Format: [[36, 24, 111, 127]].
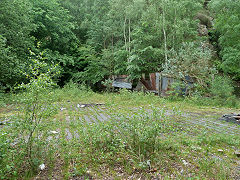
[[0, 86, 239, 179]]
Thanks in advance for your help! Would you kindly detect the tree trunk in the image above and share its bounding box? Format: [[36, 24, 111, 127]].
[[173, 7, 176, 48], [128, 18, 131, 55], [124, 16, 128, 51], [162, 0, 168, 62]]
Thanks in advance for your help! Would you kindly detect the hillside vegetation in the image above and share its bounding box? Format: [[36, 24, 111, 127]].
[[0, 0, 240, 92]]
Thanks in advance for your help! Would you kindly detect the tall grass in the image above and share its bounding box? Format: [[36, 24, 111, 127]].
[[0, 85, 239, 179]]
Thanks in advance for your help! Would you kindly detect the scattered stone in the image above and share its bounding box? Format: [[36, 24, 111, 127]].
[[191, 146, 202, 151], [60, 107, 66, 111], [182, 160, 188, 166], [39, 164, 45, 170], [65, 128, 72, 140], [77, 104, 86, 108], [96, 103, 105, 106], [0, 119, 12, 125], [218, 149, 224, 153], [212, 155, 223, 161], [235, 151, 240, 157], [77, 103, 105, 108], [50, 131, 59, 134], [46, 136, 53, 142]]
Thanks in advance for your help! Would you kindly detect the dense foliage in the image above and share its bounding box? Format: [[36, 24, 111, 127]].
[[209, 0, 240, 80], [0, 0, 239, 91]]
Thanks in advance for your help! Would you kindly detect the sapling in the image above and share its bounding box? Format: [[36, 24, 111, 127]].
[[16, 49, 60, 170]]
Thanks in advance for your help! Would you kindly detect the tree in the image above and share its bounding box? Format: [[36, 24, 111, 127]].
[[30, 0, 78, 54], [0, 0, 35, 89], [0, 36, 20, 89], [209, 0, 240, 80], [163, 42, 216, 87], [0, 0, 35, 56]]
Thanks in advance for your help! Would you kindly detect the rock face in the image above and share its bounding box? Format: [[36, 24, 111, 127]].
[[195, 0, 215, 55], [198, 24, 208, 36], [219, 114, 240, 125], [195, 13, 213, 28]]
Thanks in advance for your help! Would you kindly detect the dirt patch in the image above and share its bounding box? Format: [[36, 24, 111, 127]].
[[34, 154, 64, 180]]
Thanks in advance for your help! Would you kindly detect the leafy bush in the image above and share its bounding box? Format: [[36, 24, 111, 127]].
[[163, 42, 216, 88], [186, 75, 238, 108], [210, 76, 234, 99], [209, 76, 237, 107], [209, 0, 240, 80], [0, 130, 17, 179], [0, 35, 25, 89], [0, 88, 5, 107], [17, 51, 59, 167], [0, 51, 60, 178]]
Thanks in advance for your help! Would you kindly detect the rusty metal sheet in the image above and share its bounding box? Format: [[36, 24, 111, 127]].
[[150, 73, 156, 90]]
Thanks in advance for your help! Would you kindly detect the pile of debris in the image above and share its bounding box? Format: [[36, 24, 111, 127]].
[[77, 103, 105, 108], [219, 113, 240, 125]]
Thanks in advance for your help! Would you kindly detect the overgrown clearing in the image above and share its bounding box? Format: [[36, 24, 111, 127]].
[[1, 88, 240, 179], [1, 0, 240, 179]]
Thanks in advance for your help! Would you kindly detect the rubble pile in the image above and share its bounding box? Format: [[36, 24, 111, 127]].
[[219, 113, 240, 125]]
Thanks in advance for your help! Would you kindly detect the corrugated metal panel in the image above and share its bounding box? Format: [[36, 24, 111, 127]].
[[156, 73, 161, 95], [112, 81, 132, 89], [160, 75, 194, 96], [112, 75, 132, 89], [134, 73, 194, 95], [150, 73, 156, 90], [161, 76, 175, 96]]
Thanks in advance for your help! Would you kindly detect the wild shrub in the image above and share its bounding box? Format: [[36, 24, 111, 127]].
[[54, 81, 93, 102], [0, 129, 17, 179], [0, 89, 4, 107], [0, 51, 60, 178], [76, 106, 179, 170], [163, 42, 216, 89], [167, 80, 188, 100], [210, 76, 234, 99], [209, 76, 237, 107], [18, 51, 59, 167], [102, 78, 114, 93]]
